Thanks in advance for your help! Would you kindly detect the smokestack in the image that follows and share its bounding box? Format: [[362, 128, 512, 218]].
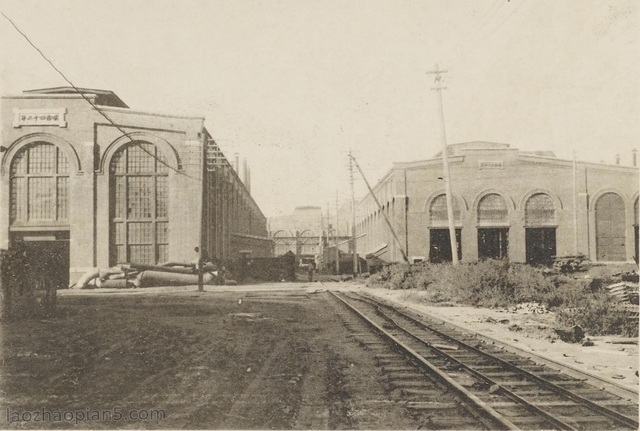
[[234, 152, 240, 174], [243, 157, 248, 187], [615, 154, 621, 165], [633, 149, 637, 167], [247, 166, 251, 195]]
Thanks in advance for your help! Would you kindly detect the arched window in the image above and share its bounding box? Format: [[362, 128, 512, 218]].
[[525, 193, 556, 225], [110, 142, 169, 265], [429, 194, 460, 226], [10, 142, 69, 224], [477, 193, 508, 225], [595, 193, 625, 261]]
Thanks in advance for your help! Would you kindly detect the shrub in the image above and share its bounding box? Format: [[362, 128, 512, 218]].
[[365, 260, 639, 337], [556, 296, 638, 337]]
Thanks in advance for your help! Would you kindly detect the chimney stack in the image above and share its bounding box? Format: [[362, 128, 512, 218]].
[[633, 149, 637, 167], [234, 153, 240, 174], [243, 157, 248, 187], [247, 166, 251, 195], [615, 154, 621, 165]]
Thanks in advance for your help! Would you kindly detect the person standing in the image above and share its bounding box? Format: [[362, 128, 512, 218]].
[[307, 262, 314, 282]]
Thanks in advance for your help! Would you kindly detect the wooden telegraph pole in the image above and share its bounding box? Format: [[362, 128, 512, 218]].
[[427, 64, 459, 265], [198, 126, 207, 291], [335, 191, 340, 275], [349, 150, 358, 276]]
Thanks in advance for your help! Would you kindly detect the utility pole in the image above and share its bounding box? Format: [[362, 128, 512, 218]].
[[335, 191, 340, 275], [198, 127, 207, 292], [427, 64, 459, 265], [573, 149, 578, 255], [349, 154, 409, 263], [349, 150, 358, 276]]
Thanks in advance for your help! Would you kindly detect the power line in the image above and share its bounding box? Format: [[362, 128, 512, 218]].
[[475, 0, 507, 32], [1, 11, 202, 182], [478, 0, 502, 22], [486, 0, 528, 37]]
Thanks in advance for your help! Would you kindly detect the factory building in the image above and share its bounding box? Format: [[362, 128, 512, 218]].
[[355, 142, 639, 265], [0, 87, 272, 287], [268, 206, 351, 268]]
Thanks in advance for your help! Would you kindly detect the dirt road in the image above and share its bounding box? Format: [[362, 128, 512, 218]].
[[1, 286, 416, 429]]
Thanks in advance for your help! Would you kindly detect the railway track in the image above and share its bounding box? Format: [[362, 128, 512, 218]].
[[330, 290, 639, 430]]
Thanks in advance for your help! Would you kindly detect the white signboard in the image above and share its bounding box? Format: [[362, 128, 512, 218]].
[[13, 108, 67, 128]]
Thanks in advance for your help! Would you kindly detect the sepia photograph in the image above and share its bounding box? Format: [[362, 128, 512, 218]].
[[0, 0, 638, 429]]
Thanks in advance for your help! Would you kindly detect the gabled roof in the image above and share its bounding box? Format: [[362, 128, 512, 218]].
[[23, 87, 128, 108]]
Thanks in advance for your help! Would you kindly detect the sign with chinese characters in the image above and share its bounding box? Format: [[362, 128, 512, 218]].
[[13, 108, 67, 128], [479, 160, 504, 170]]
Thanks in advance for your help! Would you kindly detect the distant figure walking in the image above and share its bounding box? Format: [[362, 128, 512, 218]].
[[307, 263, 315, 282]]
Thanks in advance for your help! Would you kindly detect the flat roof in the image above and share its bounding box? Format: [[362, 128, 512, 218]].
[[23, 86, 129, 108]]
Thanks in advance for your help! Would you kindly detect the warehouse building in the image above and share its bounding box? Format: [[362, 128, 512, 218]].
[[0, 87, 272, 287], [268, 206, 351, 269], [355, 142, 639, 265]]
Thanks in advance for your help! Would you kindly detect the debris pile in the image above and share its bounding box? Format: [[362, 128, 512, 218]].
[[506, 302, 548, 314], [551, 254, 586, 273], [71, 262, 231, 289], [606, 281, 639, 305]]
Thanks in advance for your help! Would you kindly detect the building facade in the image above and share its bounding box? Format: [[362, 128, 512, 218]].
[[355, 142, 639, 265], [1, 87, 271, 286], [268, 206, 351, 267]]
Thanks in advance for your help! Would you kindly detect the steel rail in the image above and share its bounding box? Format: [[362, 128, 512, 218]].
[[353, 289, 637, 400], [330, 291, 521, 430], [355, 292, 639, 430], [376, 303, 580, 430]]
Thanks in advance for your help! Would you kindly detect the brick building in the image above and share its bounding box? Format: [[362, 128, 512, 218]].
[[0, 87, 271, 287], [269, 206, 351, 269], [355, 142, 639, 264]]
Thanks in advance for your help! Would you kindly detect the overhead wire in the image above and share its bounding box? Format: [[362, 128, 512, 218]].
[[485, 0, 528, 38], [1, 11, 203, 182], [475, 0, 507, 33]]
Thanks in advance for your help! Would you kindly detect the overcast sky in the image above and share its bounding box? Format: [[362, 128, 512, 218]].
[[1, 0, 638, 217]]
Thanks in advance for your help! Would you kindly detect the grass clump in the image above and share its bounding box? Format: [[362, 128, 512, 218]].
[[366, 260, 638, 337]]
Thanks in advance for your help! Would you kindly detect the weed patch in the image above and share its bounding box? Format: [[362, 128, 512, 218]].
[[366, 261, 639, 337]]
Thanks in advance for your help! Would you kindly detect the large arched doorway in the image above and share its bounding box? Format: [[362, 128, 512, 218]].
[[428, 194, 461, 263], [634, 198, 638, 263], [109, 142, 169, 265], [595, 193, 626, 261], [9, 142, 70, 289], [477, 193, 509, 260], [524, 193, 556, 265]]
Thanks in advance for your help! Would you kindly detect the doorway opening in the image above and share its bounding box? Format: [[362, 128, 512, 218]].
[[10, 230, 70, 290], [429, 228, 462, 263], [477, 228, 508, 260], [525, 228, 556, 265]]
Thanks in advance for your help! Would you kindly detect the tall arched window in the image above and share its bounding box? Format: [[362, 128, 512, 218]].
[[524, 193, 556, 265], [10, 142, 69, 224], [595, 192, 626, 261], [110, 142, 169, 265], [428, 194, 461, 262], [635, 198, 639, 263], [477, 193, 509, 260]]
